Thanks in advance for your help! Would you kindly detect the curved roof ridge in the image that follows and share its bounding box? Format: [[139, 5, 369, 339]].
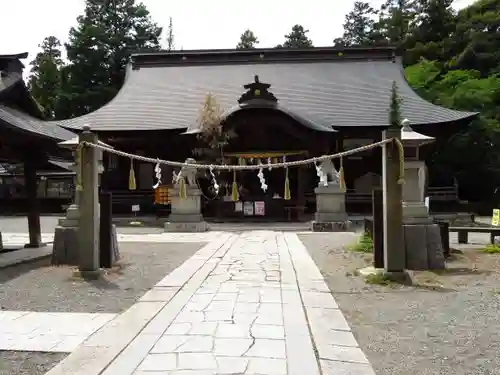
[[392, 57, 478, 125], [53, 64, 135, 130], [220, 102, 335, 133], [48, 50, 478, 132]]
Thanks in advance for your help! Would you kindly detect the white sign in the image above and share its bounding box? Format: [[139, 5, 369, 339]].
[[243, 202, 254, 216], [234, 201, 242, 212], [131, 204, 140, 212]]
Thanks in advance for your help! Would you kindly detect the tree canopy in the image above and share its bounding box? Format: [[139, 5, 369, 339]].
[[333, 0, 500, 204], [236, 29, 259, 49], [277, 25, 314, 48]]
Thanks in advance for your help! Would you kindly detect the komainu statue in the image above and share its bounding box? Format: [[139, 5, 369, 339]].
[[173, 158, 198, 187], [317, 159, 340, 187]]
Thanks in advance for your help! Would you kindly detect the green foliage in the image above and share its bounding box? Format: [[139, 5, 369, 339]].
[[350, 232, 373, 253], [337, 0, 500, 205], [277, 25, 313, 48], [28, 36, 64, 119], [389, 81, 402, 128], [482, 244, 500, 254], [60, 0, 162, 118], [236, 30, 259, 49], [334, 1, 379, 47]]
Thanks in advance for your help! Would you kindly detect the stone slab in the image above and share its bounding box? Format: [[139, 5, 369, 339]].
[[164, 221, 209, 232], [0, 245, 53, 269], [312, 220, 352, 232], [44, 231, 374, 375], [0, 311, 116, 352]]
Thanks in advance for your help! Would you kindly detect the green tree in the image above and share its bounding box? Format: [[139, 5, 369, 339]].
[[62, 0, 162, 118], [376, 0, 419, 47], [28, 36, 64, 119], [406, 59, 500, 203], [334, 1, 379, 47], [277, 25, 313, 48], [166, 17, 175, 51], [404, 0, 456, 65], [450, 0, 500, 75], [236, 29, 259, 49]]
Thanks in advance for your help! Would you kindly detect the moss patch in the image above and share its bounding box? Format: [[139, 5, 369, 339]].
[[349, 232, 373, 253], [482, 244, 500, 254]]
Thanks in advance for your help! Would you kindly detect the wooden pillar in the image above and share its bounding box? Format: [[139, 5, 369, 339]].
[[382, 129, 405, 273], [78, 126, 101, 278], [23, 154, 43, 248]]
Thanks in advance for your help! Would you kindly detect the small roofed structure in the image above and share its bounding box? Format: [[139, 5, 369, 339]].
[[0, 53, 75, 246]]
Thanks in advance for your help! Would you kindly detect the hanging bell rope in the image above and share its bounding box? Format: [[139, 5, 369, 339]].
[[231, 170, 239, 201], [128, 158, 136, 191]]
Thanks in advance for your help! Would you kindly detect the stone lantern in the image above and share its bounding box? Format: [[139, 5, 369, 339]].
[[400, 119, 434, 223], [52, 132, 110, 265], [400, 119, 444, 270]]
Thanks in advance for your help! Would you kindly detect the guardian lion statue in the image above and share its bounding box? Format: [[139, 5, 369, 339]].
[[317, 159, 340, 187], [172, 158, 198, 186]]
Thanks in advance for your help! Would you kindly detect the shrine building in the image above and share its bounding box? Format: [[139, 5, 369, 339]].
[[0, 47, 477, 221]]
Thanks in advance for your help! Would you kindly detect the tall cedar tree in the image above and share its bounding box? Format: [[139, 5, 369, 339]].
[[166, 17, 175, 51], [277, 25, 313, 48], [28, 36, 64, 119], [61, 0, 162, 118], [334, 2, 378, 47], [236, 30, 259, 49]]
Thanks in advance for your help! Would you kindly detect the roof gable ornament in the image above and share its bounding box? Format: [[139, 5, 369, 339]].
[[238, 75, 278, 104]]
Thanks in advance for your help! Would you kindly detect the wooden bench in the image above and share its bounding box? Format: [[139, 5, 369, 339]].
[[428, 185, 459, 202], [449, 226, 500, 244]]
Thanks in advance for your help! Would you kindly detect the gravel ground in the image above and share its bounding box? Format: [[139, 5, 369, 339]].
[[300, 232, 500, 375], [0, 242, 205, 313], [0, 352, 67, 375]]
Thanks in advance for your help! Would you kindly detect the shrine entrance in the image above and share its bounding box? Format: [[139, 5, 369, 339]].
[[200, 76, 336, 221]]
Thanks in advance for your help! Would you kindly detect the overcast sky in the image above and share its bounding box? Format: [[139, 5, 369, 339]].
[[2, 0, 476, 69]]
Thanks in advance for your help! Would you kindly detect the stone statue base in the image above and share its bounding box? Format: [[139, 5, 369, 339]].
[[403, 202, 432, 224], [403, 223, 445, 270], [312, 184, 351, 232], [53, 204, 120, 267], [165, 187, 208, 232], [52, 203, 80, 265]]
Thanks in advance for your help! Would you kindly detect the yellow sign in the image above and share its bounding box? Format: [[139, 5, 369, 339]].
[[492, 209, 500, 226]]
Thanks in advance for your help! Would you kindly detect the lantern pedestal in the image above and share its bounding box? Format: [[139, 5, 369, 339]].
[[401, 126, 444, 270], [165, 187, 208, 232], [312, 184, 351, 232]]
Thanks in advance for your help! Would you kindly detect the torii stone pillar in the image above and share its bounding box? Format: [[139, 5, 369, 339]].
[[77, 126, 101, 278], [400, 120, 445, 270]]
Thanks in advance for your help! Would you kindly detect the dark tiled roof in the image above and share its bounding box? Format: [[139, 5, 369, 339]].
[[0, 105, 75, 141], [52, 47, 476, 131]]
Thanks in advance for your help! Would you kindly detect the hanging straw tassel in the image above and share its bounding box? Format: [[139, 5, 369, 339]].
[[179, 177, 187, 199], [339, 156, 346, 192], [231, 170, 239, 201], [394, 138, 405, 184], [284, 168, 291, 200], [128, 158, 136, 190]]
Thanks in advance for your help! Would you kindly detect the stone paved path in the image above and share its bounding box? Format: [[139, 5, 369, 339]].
[[0, 311, 116, 352], [46, 231, 374, 375]]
